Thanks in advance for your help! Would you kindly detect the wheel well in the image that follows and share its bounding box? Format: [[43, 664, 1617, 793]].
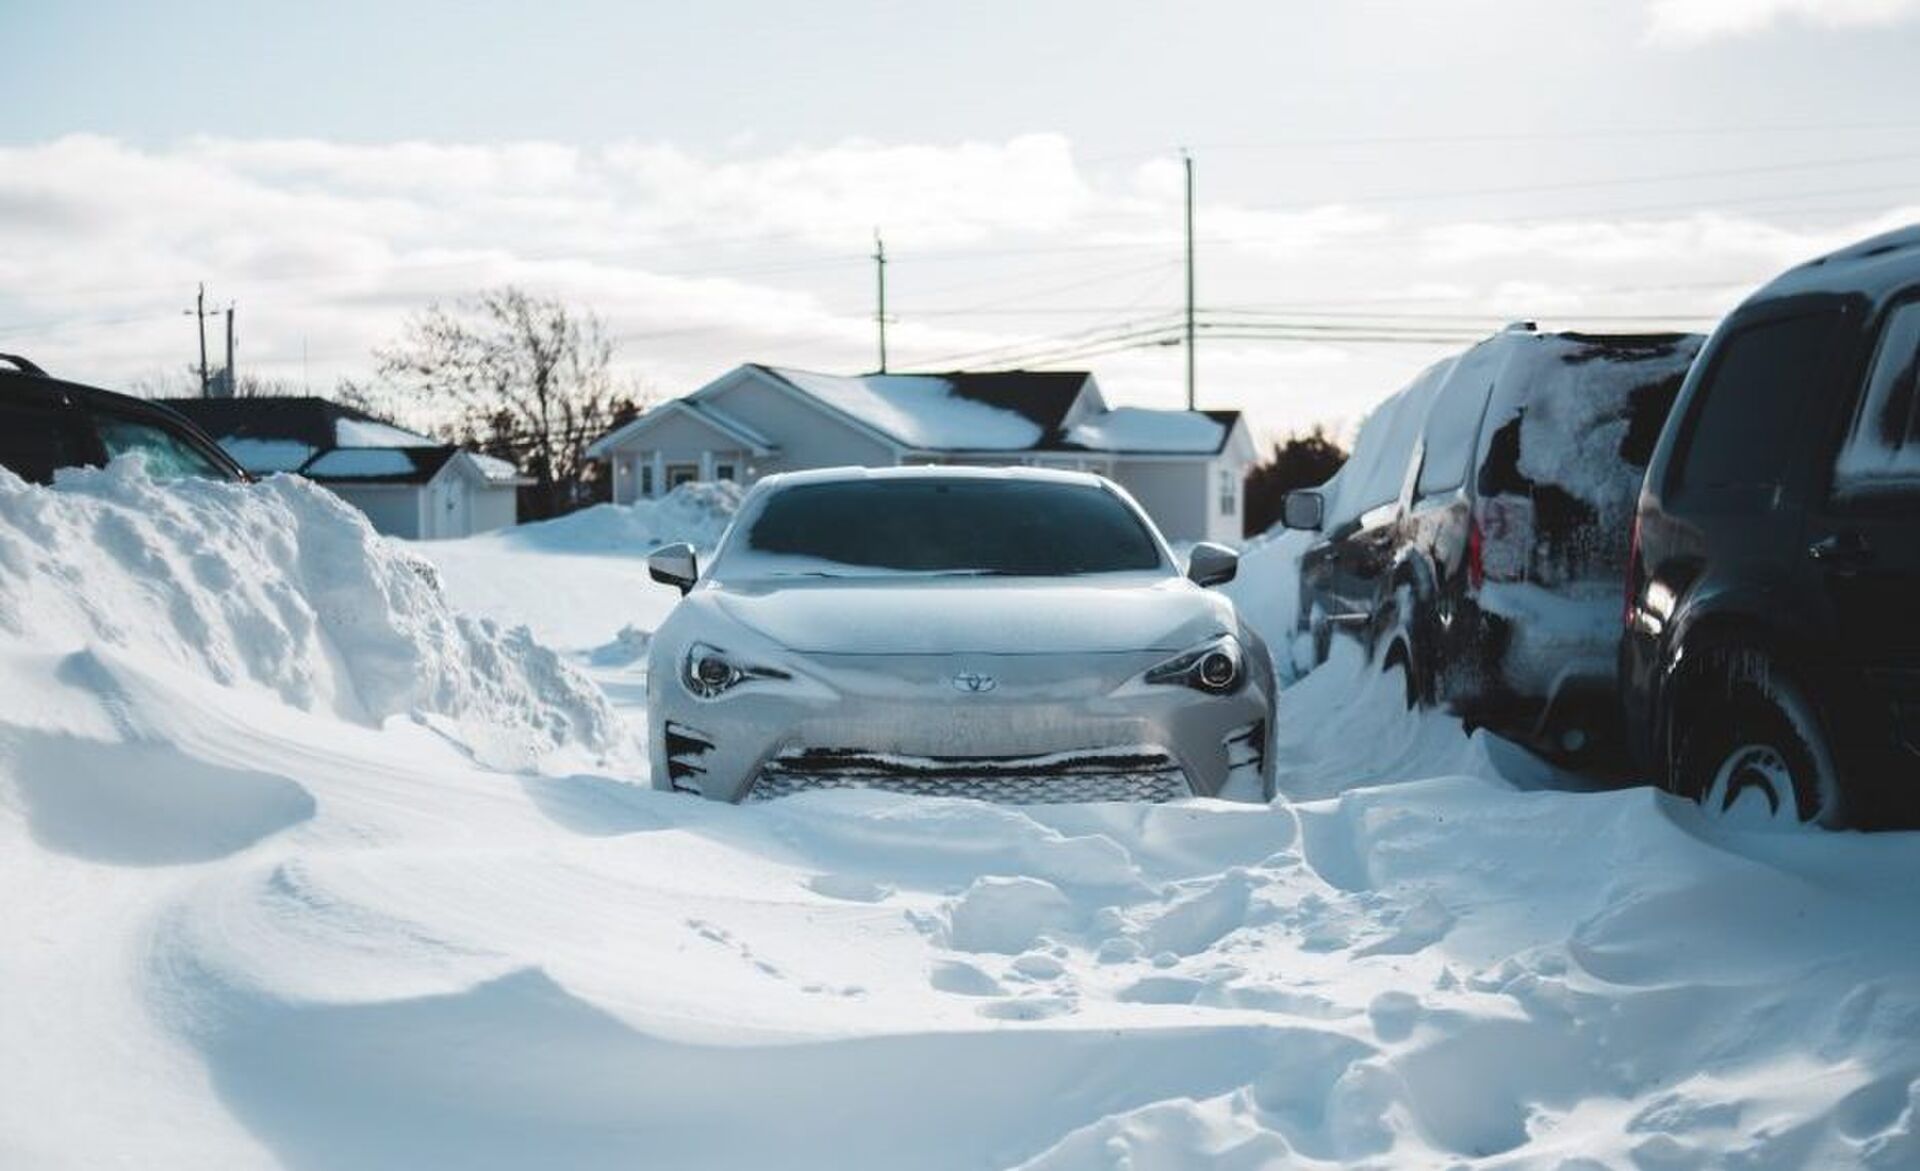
[[1663, 617, 1827, 775]]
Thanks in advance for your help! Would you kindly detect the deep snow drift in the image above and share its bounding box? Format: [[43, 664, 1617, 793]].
[[3, 469, 1918, 1170], [0, 459, 619, 767]]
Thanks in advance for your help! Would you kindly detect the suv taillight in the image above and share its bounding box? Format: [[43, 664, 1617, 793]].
[[1468, 498, 1531, 590]]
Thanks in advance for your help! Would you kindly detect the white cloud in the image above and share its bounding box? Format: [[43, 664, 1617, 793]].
[[1645, 0, 1920, 44], [0, 133, 1909, 446]]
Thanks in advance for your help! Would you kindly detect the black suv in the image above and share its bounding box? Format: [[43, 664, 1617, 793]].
[[1622, 226, 1920, 828], [0, 355, 245, 484], [1283, 325, 1701, 760]]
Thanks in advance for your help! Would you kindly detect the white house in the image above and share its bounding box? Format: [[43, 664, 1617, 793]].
[[165, 397, 531, 540], [584, 365, 1257, 544]]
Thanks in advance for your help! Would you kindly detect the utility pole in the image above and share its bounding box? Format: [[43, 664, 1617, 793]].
[[873, 230, 889, 373], [1183, 149, 1196, 411], [221, 305, 236, 398], [188, 283, 210, 396]]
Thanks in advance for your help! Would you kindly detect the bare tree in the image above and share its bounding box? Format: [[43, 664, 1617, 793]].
[[376, 287, 647, 517]]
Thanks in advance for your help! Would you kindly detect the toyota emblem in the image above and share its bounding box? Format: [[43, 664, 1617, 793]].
[[951, 670, 998, 694]]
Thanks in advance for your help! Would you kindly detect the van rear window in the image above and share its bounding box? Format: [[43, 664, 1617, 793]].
[[1676, 311, 1843, 494]]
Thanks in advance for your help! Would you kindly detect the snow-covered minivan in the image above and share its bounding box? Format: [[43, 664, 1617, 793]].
[[1281, 325, 1702, 762]]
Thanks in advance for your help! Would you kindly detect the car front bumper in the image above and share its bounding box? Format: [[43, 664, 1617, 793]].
[[648, 649, 1273, 804]]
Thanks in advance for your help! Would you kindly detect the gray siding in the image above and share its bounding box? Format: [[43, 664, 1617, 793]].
[[470, 485, 518, 534], [706, 377, 897, 473], [1112, 460, 1210, 545], [330, 484, 424, 539]]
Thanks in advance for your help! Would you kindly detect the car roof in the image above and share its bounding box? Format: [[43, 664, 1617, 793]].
[[757, 464, 1112, 490], [1744, 223, 1920, 309]]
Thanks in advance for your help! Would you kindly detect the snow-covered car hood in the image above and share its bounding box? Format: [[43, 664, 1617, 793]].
[[702, 574, 1232, 654]]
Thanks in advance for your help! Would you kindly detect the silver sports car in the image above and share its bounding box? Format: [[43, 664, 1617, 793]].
[[644, 466, 1276, 803]]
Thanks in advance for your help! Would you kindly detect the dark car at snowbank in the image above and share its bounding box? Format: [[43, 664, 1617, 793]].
[[1622, 225, 1920, 828], [1283, 325, 1702, 761], [0, 355, 246, 484]]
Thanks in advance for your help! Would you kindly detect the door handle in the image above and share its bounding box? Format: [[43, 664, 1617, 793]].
[[1808, 531, 1872, 565]]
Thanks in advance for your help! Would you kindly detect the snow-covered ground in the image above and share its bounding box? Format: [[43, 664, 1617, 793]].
[[3, 466, 1918, 1169]]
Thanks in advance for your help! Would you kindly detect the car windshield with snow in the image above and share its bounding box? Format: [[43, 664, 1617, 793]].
[[643, 466, 1275, 803]]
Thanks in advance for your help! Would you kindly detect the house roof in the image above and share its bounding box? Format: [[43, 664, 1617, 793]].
[[583, 364, 1246, 461], [1055, 407, 1236, 455], [163, 396, 435, 451], [751, 366, 1084, 452], [161, 396, 529, 486], [304, 446, 459, 484]]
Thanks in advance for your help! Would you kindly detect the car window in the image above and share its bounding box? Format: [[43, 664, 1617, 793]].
[[728, 478, 1165, 576], [1833, 299, 1920, 494], [1674, 310, 1843, 495], [0, 398, 86, 484], [92, 413, 232, 481]]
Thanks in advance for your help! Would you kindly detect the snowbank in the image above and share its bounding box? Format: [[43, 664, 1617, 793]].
[[504, 479, 744, 556], [0, 458, 617, 767], [1223, 527, 1313, 678], [7, 457, 1920, 1170]]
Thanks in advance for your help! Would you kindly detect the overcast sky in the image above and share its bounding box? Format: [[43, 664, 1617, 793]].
[[3, 0, 1918, 442]]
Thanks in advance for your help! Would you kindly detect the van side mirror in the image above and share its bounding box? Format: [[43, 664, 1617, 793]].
[[648, 542, 699, 595], [1281, 490, 1325, 532], [1185, 542, 1239, 588]]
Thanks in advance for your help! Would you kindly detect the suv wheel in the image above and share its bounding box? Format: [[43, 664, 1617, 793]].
[[1376, 584, 1435, 711], [1672, 651, 1843, 828]]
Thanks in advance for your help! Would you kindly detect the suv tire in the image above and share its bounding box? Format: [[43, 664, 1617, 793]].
[[1671, 649, 1844, 827]]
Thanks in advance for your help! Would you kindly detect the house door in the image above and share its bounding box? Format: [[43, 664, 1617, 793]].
[[666, 463, 699, 490], [433, 477, 470, 539]]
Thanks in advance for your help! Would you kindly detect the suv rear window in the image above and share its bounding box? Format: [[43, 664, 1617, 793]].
[[1834, 299, 1920, 494], [0, 399, 86, 484], [1676, 310, 1843, 494]]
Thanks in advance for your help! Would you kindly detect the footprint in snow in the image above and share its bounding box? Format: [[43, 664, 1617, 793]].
[[805, 873, 893, 902], [978, 994, 1075, 1021]]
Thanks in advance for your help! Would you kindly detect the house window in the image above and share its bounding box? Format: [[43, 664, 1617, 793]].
[[714, 462, 737, 482], [639, 462, 654, 497], [1218, 469, 1238, 516], [666, 463, 699, 489]]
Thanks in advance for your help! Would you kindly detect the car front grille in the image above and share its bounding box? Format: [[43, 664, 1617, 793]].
[[748, 746, 1192, 804], [663, 721, 715, 795]]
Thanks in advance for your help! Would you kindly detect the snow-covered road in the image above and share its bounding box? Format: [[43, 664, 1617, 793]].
[[3, 469, 1918, 1169]]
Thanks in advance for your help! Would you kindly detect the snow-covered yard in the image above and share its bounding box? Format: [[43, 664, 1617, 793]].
[[2, 465, 1918, 1169]]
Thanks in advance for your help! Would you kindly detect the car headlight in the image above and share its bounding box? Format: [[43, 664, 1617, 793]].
[[682, 642, 791, 699], [1144, 634, 1245, 695]]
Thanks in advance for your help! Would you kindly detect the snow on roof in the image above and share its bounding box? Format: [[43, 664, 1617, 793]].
[[335, 416, 436, 448], [1064, 407, 1225, 454], [302, 448, 422, 480], [468, 452, 524, 483], [220, 437, 315, 474], [763, 367, 1046, 451]]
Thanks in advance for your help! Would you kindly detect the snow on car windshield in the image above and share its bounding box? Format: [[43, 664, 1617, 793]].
[[725, 478, 1165, 577]]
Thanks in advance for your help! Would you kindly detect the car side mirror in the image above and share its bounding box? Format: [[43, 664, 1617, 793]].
[[1281, 490, 1325, 532], [1186, 541, 1239, 588], [648, 542, 699, 595]]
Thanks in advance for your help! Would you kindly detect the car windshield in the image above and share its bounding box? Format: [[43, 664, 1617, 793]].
[[726, 478, 1166, 577]]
